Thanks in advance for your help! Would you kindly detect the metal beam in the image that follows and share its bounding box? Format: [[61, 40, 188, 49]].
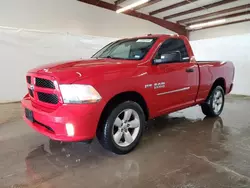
[[115, 0, 127, 5], [188, 10, 250, 26], [190, 19, 250, 31], [178, 4, 250, 23], [78, 0, 187, 35], [164, 0, 238, 20], [150, 0, 198, 16], [134, 0, 162, 10]]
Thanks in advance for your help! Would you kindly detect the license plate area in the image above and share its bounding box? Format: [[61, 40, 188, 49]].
[[25, 108, 34, 122]]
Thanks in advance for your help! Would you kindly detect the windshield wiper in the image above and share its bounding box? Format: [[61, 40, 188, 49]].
[[104, 56, 126, 60], [106, 55, 113, 58]]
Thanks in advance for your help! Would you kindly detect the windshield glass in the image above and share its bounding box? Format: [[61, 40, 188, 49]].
[[92, 38, 157, 60]]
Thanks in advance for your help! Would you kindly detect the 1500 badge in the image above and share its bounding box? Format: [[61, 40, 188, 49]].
[[145, 82, 165, 89]]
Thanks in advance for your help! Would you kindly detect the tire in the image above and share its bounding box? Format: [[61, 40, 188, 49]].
[[201, 86, 225, 117], [97, 101, 145, 155]]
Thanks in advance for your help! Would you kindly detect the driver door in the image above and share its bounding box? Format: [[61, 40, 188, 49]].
[[151, 38, 199, 114]]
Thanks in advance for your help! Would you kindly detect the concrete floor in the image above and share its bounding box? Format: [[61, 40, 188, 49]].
[[1, 96, 250, 188]]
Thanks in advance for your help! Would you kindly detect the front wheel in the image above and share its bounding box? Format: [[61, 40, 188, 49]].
[[97, 101, 145, 155], [201, 86, 225, 117]]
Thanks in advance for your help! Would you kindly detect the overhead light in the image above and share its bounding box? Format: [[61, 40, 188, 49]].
[[188, 19, 226, 29], [116, 0, 150, 13]]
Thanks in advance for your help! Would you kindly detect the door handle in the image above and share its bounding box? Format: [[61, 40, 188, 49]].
[[186, 68, 194, 73]]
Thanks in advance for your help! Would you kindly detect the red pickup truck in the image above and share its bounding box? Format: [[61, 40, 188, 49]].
[[22, 34, 234, 154]]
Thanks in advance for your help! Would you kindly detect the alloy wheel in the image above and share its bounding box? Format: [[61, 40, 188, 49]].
[[212, 90, 223, 114], [112, 109, 140, 147]]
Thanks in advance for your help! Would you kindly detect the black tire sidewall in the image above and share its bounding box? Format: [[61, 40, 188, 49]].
[[102, 101, 145, 154]]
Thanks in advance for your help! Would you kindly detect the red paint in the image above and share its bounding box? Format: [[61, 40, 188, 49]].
[[21, 34, 235, 142]]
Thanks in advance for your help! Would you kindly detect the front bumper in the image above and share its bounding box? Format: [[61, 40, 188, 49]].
[[21, 94, 104, 142]]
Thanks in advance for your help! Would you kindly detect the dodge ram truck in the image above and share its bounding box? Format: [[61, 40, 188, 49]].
[[22, 34, 235, 154]]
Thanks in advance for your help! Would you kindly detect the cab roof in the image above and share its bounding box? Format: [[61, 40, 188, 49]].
[[125, 34, 183, 40]]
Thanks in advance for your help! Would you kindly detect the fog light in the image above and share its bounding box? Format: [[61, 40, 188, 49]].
[[66, 123, 75, 136]]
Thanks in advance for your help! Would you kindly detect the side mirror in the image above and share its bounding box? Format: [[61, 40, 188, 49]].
[[153, 51, 181, 64]]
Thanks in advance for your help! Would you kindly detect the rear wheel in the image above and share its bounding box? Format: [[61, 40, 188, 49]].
[[97, 101, 145, 154], [201, 86, 225, 117]]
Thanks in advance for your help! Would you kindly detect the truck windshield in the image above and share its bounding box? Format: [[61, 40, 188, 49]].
[[92, 38, 157, 60]]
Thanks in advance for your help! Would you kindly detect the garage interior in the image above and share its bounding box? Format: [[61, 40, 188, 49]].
[[0, 0, 250, 187]]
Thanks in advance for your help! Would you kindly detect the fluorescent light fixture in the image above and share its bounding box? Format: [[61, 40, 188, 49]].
[[188, 19, 226, 29], [116, 0, 149, 13]]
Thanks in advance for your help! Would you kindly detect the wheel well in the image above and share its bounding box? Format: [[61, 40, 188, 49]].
[[207, 78, 226, 99], [97, 91, 149, 131]]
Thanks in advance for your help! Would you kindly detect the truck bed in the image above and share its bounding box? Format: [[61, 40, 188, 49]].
[[196, 60, 234, 102]]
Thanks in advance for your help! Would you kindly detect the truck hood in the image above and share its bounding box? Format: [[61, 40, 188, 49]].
[[29, 58, 139, 83]]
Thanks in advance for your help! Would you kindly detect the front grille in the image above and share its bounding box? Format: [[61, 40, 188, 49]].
[[36, 78, 55, 89], [26, 75, 60, 106], [28, 89, 34, 97], [38, 92, 58, 104], [26, 76, 31, 84]]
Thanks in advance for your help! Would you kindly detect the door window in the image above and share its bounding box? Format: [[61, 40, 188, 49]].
[[154, 38, 190, 63]]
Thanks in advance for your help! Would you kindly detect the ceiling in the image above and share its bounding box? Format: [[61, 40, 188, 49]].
[[101, 0, 250, 30]]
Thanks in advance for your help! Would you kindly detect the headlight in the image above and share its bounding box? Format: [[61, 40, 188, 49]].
[[59, 84, 102, 104]]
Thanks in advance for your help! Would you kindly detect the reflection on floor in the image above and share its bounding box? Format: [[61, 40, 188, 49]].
[[1, 96, 250, 188]]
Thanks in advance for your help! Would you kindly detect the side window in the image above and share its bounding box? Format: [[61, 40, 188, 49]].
[[154, 38, 189, 63]]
